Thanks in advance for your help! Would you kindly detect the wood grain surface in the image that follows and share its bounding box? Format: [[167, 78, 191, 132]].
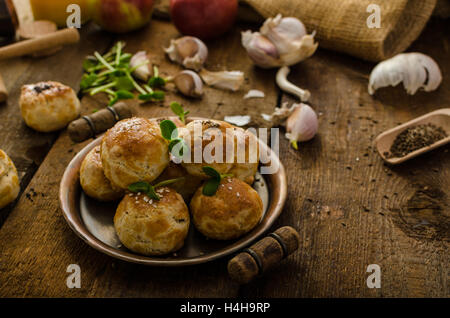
[[0, 15, 448, 297]]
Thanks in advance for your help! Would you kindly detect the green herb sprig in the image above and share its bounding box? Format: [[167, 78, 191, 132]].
[[80, 42, 165, 106], [170, 102, 190, 124], [202, 166, 233, 196], [159, 120, 188, 158], [128, 178, 184, 201]]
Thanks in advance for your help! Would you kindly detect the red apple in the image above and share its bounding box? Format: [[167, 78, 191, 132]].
[[170, 0, 238, 40], [88, 0, 154, 33]]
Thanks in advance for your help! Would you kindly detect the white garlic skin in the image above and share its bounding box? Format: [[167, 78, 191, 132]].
[[199, 69, 244, 92], [286, 104, 318, 145], [130, 51, 152, 81], [164, 36, 208, 71], [242, 14, 318, 69], [368, 53, 442, 95]]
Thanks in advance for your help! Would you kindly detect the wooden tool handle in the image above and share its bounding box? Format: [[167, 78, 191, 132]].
[[228, 226, 300, 284], [0, 28, 80, 60], [68, 103, 133, 143], [0, 73, 7, 103]]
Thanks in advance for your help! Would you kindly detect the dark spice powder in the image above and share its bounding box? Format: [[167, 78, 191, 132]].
[[385, 123, 447, 158]]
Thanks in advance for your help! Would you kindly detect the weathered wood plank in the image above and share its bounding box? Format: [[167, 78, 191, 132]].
[[0, 24, 114, 225], [238, 18, 449, 297], [0, 19, 278, 297]]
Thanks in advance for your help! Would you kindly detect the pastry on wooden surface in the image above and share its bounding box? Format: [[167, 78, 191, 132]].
[[19, 81, 80, 132], [0, 149, 20, 209]]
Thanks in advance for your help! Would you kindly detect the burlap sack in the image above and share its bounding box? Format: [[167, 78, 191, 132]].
[[243, 0, 437, 62]]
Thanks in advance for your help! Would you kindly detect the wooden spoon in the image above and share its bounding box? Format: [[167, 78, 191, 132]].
[[375, 108, 450, 165]]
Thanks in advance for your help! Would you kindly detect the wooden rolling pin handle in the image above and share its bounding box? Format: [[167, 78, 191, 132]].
[[0, 73, 7, 103], [0, 28, 80, 60], [68, 102, 133, 143], [228, 226, 301, 284]]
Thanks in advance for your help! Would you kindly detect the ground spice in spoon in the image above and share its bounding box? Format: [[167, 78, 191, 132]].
[[385, 123, 447, 158]]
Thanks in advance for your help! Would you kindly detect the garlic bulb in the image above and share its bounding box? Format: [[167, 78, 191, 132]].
[[165, 36, 208, 71], [276, 66, 310, 102], [368, 53, 442, 95], [200, 69, 244, 92], [285, 103, 318, 149], [130, 51, 152, 81], [242, 14, 318, 68], [174, 70, 203, 98]]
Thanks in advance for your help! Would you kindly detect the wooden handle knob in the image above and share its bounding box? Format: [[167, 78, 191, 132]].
[[228, 226, 300, 284], [0, 73, 7, 103], [0, 28, 80, 60], [68, 103, 133, 143]]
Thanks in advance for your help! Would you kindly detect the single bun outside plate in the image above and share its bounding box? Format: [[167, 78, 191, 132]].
[[179, 119, 235, 179], [80, 146, 124, 202], [101, 117, 169, 190], [190, 177, 263, 240], [114, 187, 190, 255], [19, 81, 80, 132], [0, 150, 20, 209]]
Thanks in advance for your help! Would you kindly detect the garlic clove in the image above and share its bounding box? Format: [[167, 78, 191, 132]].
[[241, 31, 281, 68], [174, 70, 204, 98], [285, 103, 318, 149], [164, 36, 208, 71], [276, 66, 310, 102], [280, 33, 318, 66], [130, 51, 152, 81], [368, 53, 442, 95], [200, 69, 244, 92], [261, 14, 307, 55]]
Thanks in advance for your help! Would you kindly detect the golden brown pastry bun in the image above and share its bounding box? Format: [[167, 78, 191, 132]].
[[190, 177, 263, 240], [101, 117, 169, 190], [153, 162, 203, 202], [19, 81, 80, 132], [0, 150, 20, 209], [228, 127, 260, 184], [80, 146, 124, 202], [114, 187, 190, 255], [179, 119, 235, 179]]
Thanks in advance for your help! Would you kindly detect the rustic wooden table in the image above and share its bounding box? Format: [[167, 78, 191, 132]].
[[0, 17, 448, 297]]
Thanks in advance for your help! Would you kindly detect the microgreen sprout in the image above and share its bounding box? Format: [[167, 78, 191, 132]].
[[80, 42, 165, 106], [170, 102, 189, 124], [159, 120, 188, 158]]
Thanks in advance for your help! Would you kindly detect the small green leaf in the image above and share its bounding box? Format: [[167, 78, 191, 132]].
[[114, 76, 134, 91], [170, 102, 189, 123], [160, 120, 178, 141], [146, 186, 160, 201], [168, 138, 188, 158], [80, 73, 97, 90], [138, 94, 153, 101], [202, 166, 221, 181], [148, 76, 166, 88], [202, 178, 221, 196], [154, 177, 185, 188], [128, 182, 150, 194], [116, 90, 134, 99], [151, 91, 165, 100]]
